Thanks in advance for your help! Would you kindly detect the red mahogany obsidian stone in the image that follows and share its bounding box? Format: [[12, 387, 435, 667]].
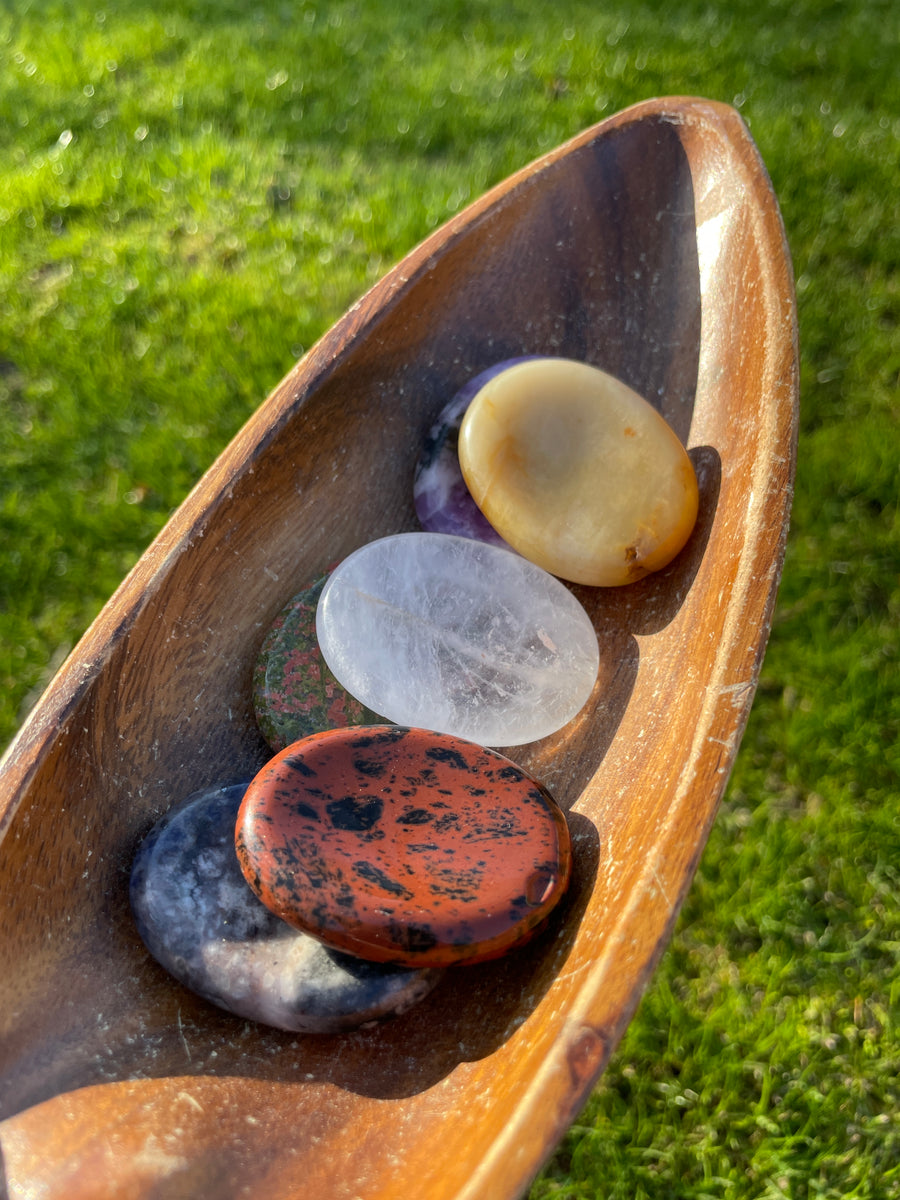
[[235, 725, 572, 968]]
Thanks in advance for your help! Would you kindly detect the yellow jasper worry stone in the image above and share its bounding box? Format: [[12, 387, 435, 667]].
[[458, 358, 699, 587]]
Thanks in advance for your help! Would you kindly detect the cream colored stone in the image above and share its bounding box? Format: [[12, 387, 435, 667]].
[[458, 358, 699, 586]]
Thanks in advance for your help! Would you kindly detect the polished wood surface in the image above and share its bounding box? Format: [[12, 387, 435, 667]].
[[0, 97, 798, 1199]]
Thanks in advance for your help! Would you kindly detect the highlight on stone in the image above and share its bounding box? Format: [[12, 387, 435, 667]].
[[315, 532, 600, 746], [130, 783, 443, 1033], [457, 357, 699, 586], [235, 725, 572, 968]]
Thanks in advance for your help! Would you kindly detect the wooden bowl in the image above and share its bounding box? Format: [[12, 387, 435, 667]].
[[0, 96, 798, 1199]]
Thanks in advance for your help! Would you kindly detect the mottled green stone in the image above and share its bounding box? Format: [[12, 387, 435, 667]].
[[253, 572, 382, 752]]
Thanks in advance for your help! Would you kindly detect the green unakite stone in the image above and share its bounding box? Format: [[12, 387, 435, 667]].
[[253, 572, 382, 752]]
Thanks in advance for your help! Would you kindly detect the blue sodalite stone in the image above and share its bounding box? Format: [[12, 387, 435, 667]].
[[130, 782, 443, 1033]]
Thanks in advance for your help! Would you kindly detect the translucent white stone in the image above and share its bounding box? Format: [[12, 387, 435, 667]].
[[316, 533, 599, 746]]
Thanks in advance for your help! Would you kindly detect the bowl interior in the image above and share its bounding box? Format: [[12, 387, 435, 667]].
[[0, 99, 796, 1200]]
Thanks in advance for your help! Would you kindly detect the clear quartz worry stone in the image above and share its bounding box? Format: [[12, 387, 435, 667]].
[[316, 532, 599, 746]]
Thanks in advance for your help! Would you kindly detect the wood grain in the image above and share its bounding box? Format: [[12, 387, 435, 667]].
[[0, 96, 798, 1200]]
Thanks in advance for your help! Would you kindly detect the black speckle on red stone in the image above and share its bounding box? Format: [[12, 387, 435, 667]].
[[291, 800, 321, 822], [353, 756, 387, 778], [353, 860, 413, 898], [397, 808, 433, 826], [235, 725, 571, 967], [283, 754, 317, 778], [424, 744, 476, 772], [326, 795, 384, 831], [389, 921, 439, 955]]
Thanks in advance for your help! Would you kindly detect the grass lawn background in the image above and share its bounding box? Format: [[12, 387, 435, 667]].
[[1, 0, 898, 1195]]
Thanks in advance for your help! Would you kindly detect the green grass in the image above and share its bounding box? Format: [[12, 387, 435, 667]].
[[1, 0, 898, 1195]]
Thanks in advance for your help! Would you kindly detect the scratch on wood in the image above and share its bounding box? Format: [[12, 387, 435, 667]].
[[650, 862, 673, 909], [175, 1090, 204, 1114], [717, 680, 754, 708], [176, 1007, 191, 1064]]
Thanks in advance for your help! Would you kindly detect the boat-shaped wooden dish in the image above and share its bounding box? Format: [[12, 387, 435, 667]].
[[0, 97, 797, 1199]]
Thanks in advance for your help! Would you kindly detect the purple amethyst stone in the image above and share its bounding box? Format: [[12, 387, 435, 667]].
[[413, 358, 543, 547]]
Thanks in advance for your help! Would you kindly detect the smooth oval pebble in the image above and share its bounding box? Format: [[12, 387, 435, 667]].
[[130, 782, 443, 1032], [413, 357, 539, 547], [235, 726, 572, 967], [458, 357, 699, 586], [316, 532, 599, 746], [253, 570, 383, 752]]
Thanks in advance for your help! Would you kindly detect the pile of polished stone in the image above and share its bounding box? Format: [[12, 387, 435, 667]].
[[131, 357, 698, 1034]]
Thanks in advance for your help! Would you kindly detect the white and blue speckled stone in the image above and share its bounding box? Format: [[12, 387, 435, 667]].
[[130, 783, 443, 1033]]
